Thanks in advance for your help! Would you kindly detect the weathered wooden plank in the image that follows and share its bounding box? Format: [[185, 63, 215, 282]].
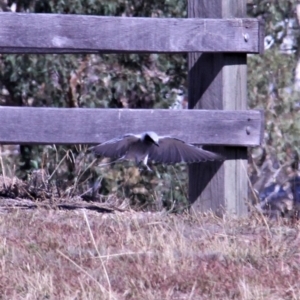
[[188, 0, 249, 216], [0, 13, 264, 54], [0, 107, 263, 146]]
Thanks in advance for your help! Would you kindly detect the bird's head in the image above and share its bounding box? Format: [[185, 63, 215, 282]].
[[143, 131, 159, 146]]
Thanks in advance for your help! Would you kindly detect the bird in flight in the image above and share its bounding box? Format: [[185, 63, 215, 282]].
[[90, 131, 224, 171]]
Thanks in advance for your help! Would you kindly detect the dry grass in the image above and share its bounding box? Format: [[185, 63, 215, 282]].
[[0, 209, 299, 300]]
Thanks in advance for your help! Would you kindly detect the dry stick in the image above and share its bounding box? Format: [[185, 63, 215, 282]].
[[68, 148, 76, 164], [71, 157, 98, 196], [94, 251, 152, 259], [79, 186, 94, 198], [56, 249, 108, 294], [188, 281, 197, 300], [48, 150, 70, 181], [73, 158, 97, 182], [76, 156, 93, 183], [74, 144, 83, 153], [49, 148, 86, 197], [83, 210, 113, 300]]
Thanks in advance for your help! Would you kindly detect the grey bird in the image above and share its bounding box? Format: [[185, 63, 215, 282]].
[[89, 131, 224, 171], [90, 132, 224, 171]]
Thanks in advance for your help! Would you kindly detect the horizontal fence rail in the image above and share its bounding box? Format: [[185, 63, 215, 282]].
[[0, 13, 264, 54], [0, 107, 264, 146]]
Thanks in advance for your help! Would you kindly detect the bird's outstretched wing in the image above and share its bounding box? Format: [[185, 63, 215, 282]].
[[148, 137, 224, 164], [90, 134, 140, 159]]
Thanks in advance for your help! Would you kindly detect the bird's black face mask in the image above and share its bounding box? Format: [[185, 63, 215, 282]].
[[144, 134, 159, 147]]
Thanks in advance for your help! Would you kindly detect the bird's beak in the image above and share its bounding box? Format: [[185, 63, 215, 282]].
[[154, 141, 159, 147]]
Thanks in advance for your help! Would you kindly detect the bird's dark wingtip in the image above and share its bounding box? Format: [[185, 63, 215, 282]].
[[201, 153, 226, 162], [215, 154, 226, 161]]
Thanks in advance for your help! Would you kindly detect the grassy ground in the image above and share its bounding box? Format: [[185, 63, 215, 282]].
[[0, 208, 299, 299]]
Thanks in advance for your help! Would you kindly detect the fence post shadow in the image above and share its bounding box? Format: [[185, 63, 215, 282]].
[[188, 53, 224, 109], [188, 144, 248, 216]]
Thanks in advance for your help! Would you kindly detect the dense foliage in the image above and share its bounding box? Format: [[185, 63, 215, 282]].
[[248, 0, 300, 159]]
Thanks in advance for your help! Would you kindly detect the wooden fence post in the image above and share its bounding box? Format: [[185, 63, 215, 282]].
[[188, 0, 248, 216]]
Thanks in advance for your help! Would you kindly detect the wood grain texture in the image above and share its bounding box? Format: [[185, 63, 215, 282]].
[[0, 107, 263, 146], [188, 0, 249, 216], [0, 13, 263, 54]]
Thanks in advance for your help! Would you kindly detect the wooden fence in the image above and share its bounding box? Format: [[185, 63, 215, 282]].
[[0, 0, 265, 216]]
